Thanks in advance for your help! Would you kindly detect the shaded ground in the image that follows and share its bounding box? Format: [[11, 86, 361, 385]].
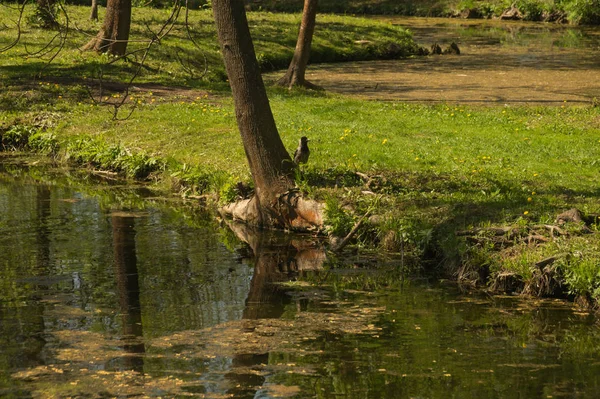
[[270, 18, 600, 104]]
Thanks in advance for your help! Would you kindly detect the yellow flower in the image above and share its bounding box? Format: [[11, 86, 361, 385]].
[[382, 138, 388, 144], [524, 211, 529, 215], [527, 197, 532, 202]]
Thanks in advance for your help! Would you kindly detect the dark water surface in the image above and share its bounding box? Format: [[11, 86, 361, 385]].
[[2, 156, 600, 398]]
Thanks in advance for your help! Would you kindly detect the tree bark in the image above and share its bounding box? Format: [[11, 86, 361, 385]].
[[90, 0, 99, 21], [213, 0, 325, 229], [277, 0, 320, 89], [82, 0, 131, 55]]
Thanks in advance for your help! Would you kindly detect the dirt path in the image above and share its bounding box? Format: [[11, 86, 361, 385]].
[[272, 19, 600, 105]]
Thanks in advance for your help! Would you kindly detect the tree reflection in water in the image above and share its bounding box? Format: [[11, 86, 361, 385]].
[[107, 214, 145, 373], [225, 222, 326, 398]]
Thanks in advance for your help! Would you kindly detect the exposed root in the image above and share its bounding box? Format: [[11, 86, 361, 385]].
[[220, 191, 324, 232]]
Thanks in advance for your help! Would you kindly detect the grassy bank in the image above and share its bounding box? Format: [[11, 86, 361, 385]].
[[0, 5, 418, 89], [2, 90, 600, 307], [2, 6, 600, 307], [252, 0, 600, 24]]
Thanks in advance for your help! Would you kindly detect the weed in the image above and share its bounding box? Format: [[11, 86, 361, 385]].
[[324, 197, 355, 237]]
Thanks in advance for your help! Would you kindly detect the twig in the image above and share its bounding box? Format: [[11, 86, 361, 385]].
[[331, 210, 371, 252]]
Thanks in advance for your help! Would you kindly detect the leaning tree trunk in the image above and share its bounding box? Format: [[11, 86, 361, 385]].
[[90, 0, 99, 21], [277, 0, 319, 89], [82, 0, 131, 55], [212, 0, 323, 229]]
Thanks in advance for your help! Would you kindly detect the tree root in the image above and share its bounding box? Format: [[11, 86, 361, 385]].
[[220, 191, 324, 232]]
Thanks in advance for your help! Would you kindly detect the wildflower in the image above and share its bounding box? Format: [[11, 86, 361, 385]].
[[524, 211, 529, 215], [382, 138, 388, 144], [527, 197, 532, 202]]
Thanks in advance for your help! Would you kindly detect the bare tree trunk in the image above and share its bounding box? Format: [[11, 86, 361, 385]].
[[82, 0, 131, 55], [277, 0, 320, 89], [90, 0, 99, 21], [213, 0, 317, 228]]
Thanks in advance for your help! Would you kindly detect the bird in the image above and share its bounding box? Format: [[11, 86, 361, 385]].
[[293, 136, 310, 165]]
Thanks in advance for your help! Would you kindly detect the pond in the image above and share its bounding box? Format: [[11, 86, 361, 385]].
[[293, 18, 600, 104], [2, 154, 600, 398]]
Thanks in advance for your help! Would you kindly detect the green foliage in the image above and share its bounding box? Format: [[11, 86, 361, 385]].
[[563, 0, 600, 23], [65, 136, 164, 179], [559, 250, 600, 299], [324, 197, 355, 237], [29, 0, 60, 29], [515, 0, 548, 20], [1, 124, 36, 150], [380, 217, 433, 254], [28, 131, 58, 154]]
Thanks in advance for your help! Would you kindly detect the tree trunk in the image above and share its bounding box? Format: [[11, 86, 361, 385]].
[[90, 0, 99, 21], [277, 0, 319, 89], [213, 0, 324, 229], [82, 0, 131, 55]]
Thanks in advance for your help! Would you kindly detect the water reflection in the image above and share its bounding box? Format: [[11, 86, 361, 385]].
[[2, 159, 600, 398], [108, 214, 145, 373], [224, 222, 326, 397]]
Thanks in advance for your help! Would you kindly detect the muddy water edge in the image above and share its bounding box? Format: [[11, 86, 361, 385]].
[[2, 155, 600, 398]]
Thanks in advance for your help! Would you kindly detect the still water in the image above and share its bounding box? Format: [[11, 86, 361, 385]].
[[2, 156, 600, 398]]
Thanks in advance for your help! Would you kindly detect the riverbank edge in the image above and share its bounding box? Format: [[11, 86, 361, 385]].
[[251, 0, 600, 25], [1, 126, 597, 312]]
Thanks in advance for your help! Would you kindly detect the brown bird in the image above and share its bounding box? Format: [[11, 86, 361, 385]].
[[293, 136, 310, 165]]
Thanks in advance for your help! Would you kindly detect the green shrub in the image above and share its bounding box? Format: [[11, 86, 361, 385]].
[[516, 0, 548, 20], [564, 0, 600, 23], [324, 197, 355, 237], [65, 136, 164, 179], [1, 125, 36, 150]]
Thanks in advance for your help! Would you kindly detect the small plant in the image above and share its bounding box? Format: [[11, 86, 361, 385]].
[[1, 125, 36, 150], [516, 0, 547, 20], [324, 197, 355, 237], [28, 131, 58, 154], [65, 136, 164, 179]]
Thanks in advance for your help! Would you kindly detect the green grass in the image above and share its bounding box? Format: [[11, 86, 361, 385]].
[[0, 4, 418, 90]]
